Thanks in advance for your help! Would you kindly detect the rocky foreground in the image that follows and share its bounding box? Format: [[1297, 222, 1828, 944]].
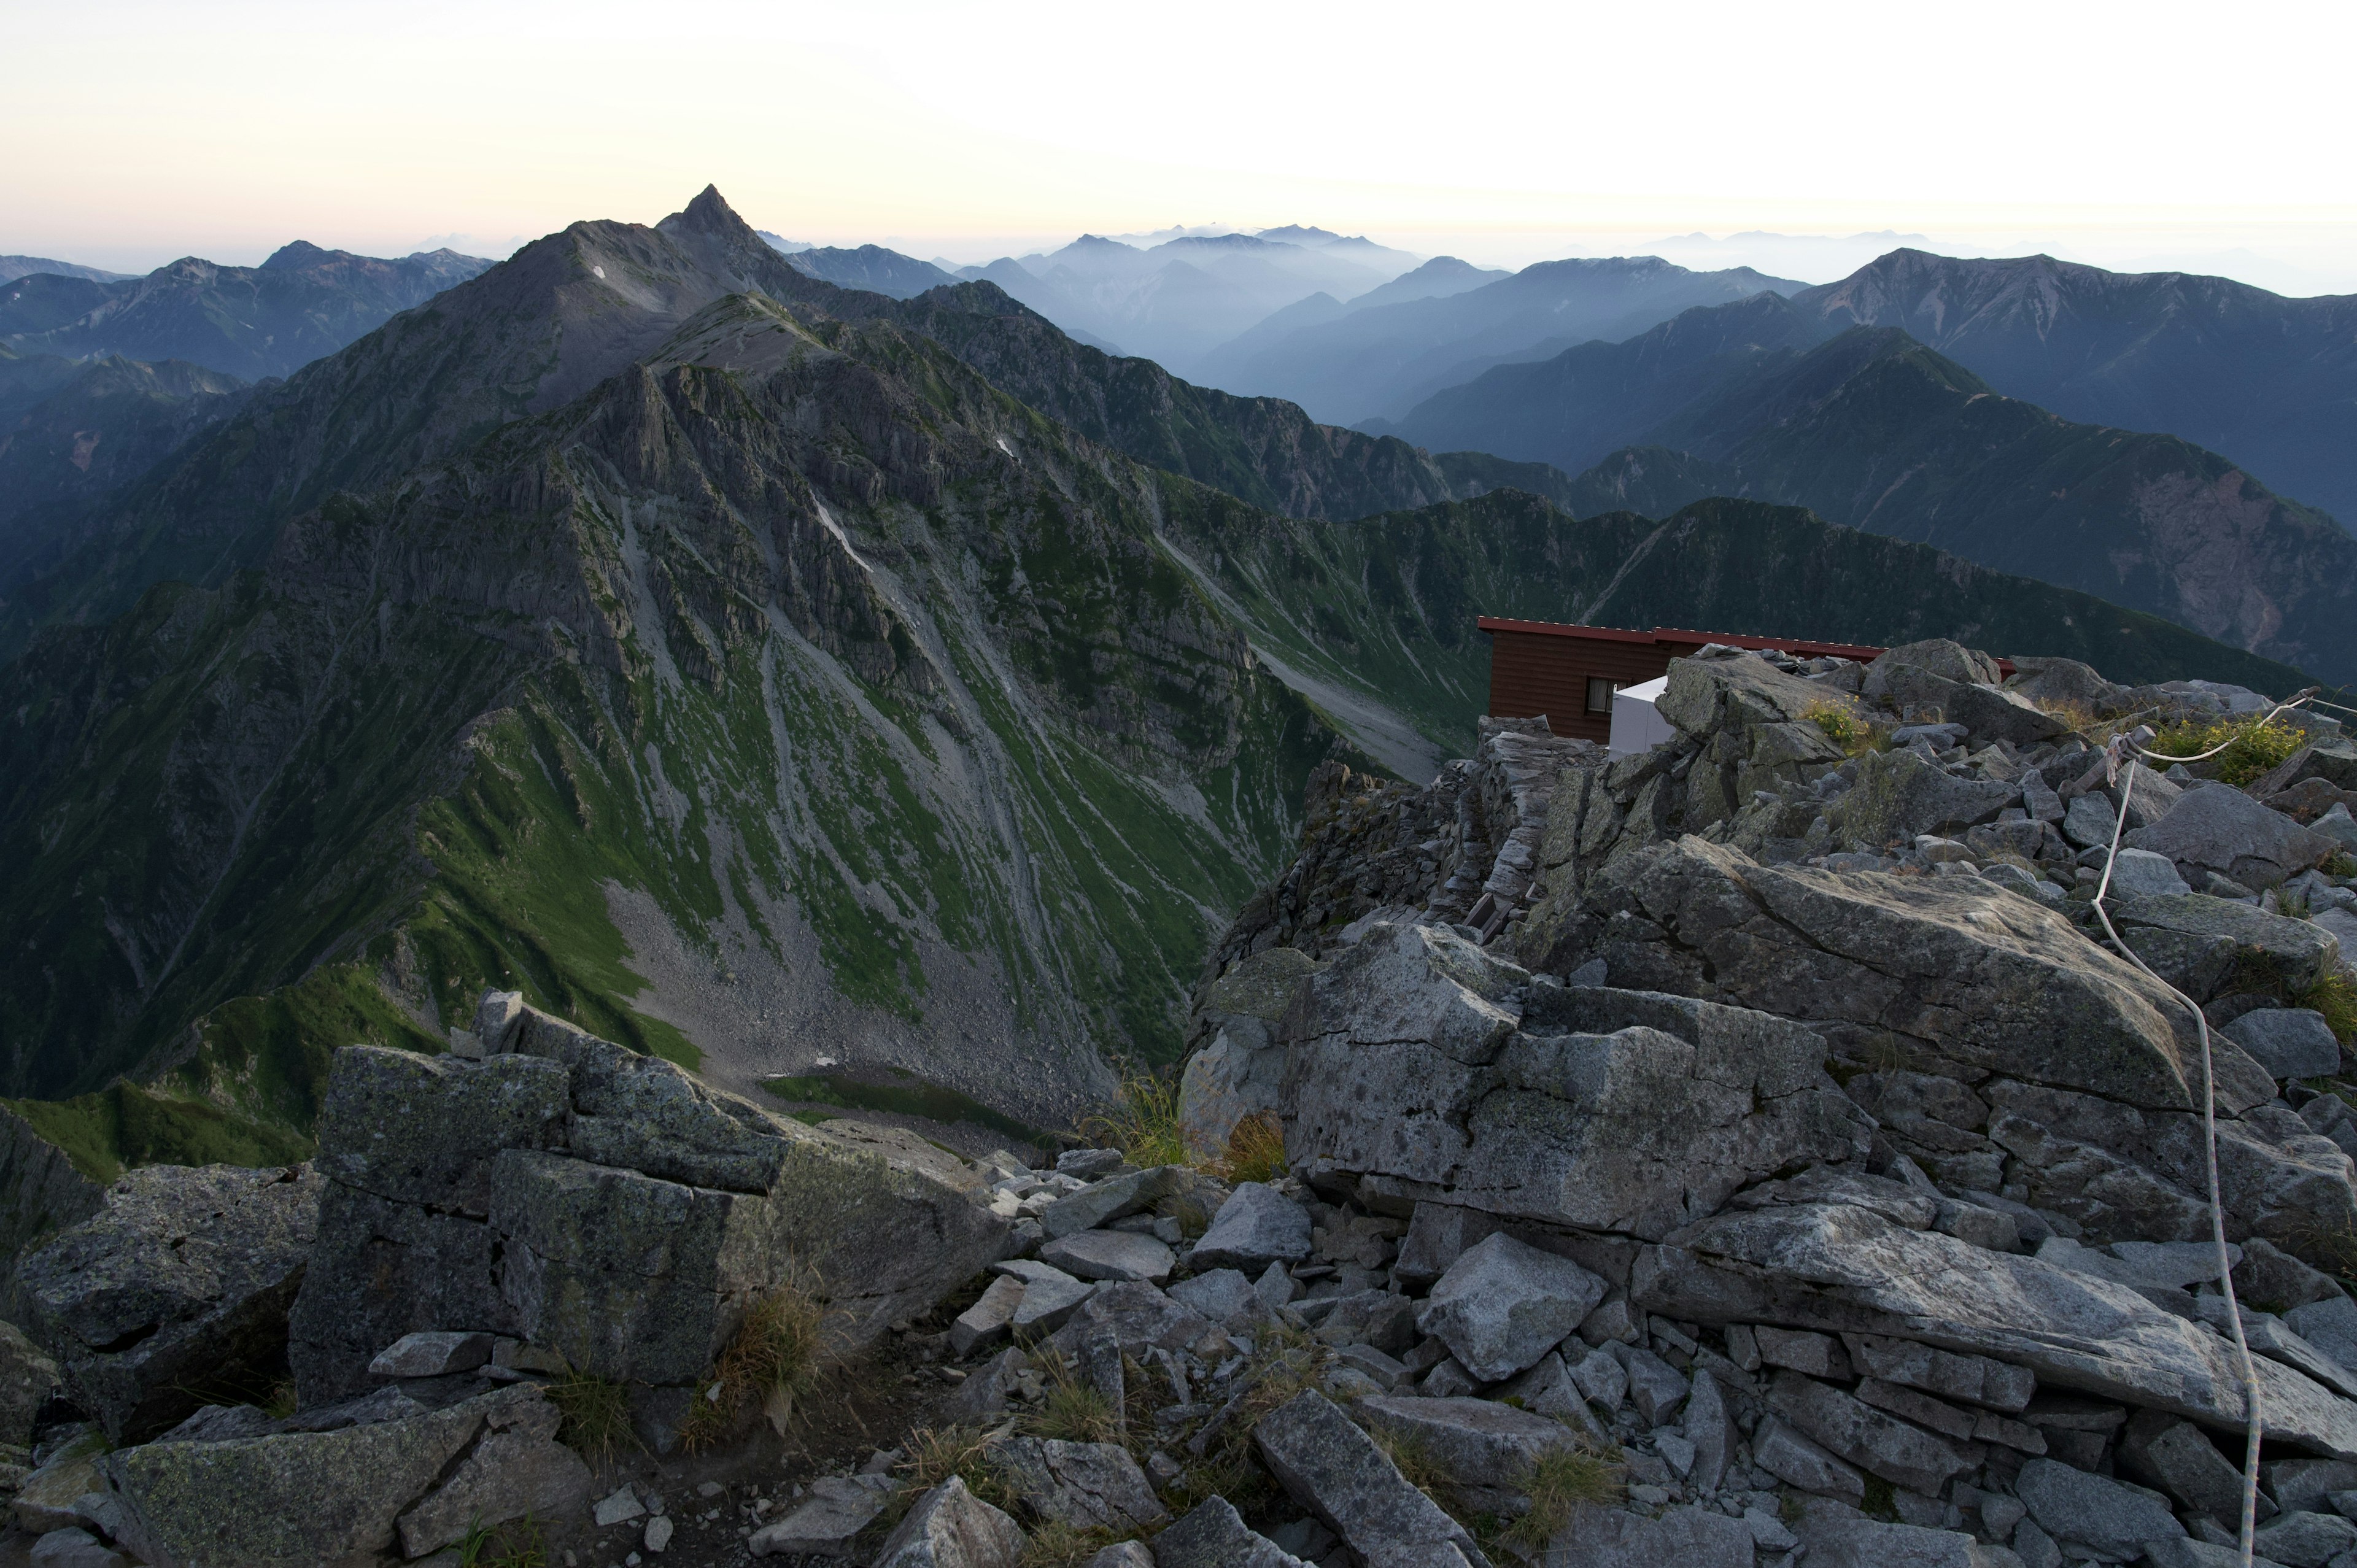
[[2, 639, 2355, 1568]]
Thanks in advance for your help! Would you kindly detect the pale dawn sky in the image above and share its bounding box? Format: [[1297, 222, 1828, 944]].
[[9, 0, 2355, 290]]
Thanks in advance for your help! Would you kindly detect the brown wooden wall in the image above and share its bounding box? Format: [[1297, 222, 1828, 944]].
[[1485, 630, 1677, 743]]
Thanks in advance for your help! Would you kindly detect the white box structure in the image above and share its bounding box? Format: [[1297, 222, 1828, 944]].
[[1608, 675, 1675, 759]]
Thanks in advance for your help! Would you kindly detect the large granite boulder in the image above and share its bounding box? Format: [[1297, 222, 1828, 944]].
[[1654, 655, 1853, 827], [103, 1383, 588, 1568], [2127, 784, 2339, 890], [290, 1002, 1009, 1440], [1280, 922, 1871, 1238], [1634, 1200, 2357, 1459], [17, 1163, 322, 1443], [1821, 748, 2021, 848], [2112, 894, 2342, 998]]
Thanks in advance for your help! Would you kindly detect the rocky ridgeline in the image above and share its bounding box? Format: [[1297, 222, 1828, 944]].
[[3, 638, 2357, 1568]]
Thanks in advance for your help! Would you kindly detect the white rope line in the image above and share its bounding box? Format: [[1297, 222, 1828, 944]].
[[2078, 690, 2318, 1568]]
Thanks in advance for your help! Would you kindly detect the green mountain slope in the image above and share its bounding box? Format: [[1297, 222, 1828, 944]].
[[1388, 309, 2357, 684], [0, 289, 1344, 1153]]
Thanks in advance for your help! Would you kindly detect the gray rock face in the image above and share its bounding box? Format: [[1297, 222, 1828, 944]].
[[2013, 1457, 2185, 1559], [2109, 848, 2193, 897], [0, 1319, 58, 1448], [1355, 1394, 1577, 1488], [870, 1477, 1025, 1568], [1167, 1269, 1266, 1328], [2254, 1509, 2357, 1566], [1555, 836, 2258, 1114], [1754, 1416, 1866, 1502], [369, 1329, 493, 1378], [104, 1384, 587, 1568], [1040, 1166, 1191, 1240], [2064, 793, 2119, 851], [1253, 1390, 1490, 1568], [17, 1162, 321, 1443], [1154, 1496, 1312, 1568], [1285, 928, 1870, 1240], [1178, 948, 1316, 1157], [2121, 1410, 2273, 1524], [2224, 1010, 2343, 1083], [1618, 1343, 1692, 1426], [1794, 1508, 2030, 1568], [1050, 1281, 1212, 1360], [1846, 1334, 2034, 1412], [1684, 1367, 1736, 1492], [1635, 1202, 2357, 1459], [747, 1474, 900, 1558], [2127, 784, 2338, 890], [950, 1276, 1026, 1357], [1820, 747, 2021, 846], [1190, 1182, 1312, 1273], [1540, 1502, 1757, 1567], [992, 1438, 1166, 1531], [28, 1528, 126, 1568], [1414, 1232, 1604, 1381], [291, 1013, 1008, 1422], [2113, 894, 2343, 997], [1039, 1230, 1174, 1284]]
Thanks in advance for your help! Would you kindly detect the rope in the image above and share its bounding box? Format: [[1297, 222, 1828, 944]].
[[2078, 688, 2315, 1568]]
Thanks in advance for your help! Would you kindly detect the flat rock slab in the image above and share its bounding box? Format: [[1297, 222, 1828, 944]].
[[2114, 894, 2342, 997], [1039, 1229, 1174, 1284], [1050, 1282, 1212, 1361], [2126, 783, 2337, 889], [1416, 1232, 1604, 1382], [991, 1437, 1166, 1531], [1767, 1371, 1979, 1496], [1794, 1504, 2030, 1567], [1167, 1268, 1264, 1326], [2224, 1010, 2343, 1082], [1039, 1166, 1190, 1240], [1153, 1496, 1312, 1568], [1355, 1394, 1577, 1488], [1190, 1181, 1312, 1273], [1253, 1390, 1490, 1568], [2014, 1456, 2185, 1559], [748, 1474, 899, 1557], [950, 1275, 1026, 1357], [370, 1330, 493, 1378], [1635, 1201, 2357, 1460], [1542, 1502, 1757, 1567]]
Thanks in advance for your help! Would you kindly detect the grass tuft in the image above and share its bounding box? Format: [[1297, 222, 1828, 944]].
[[1215, 1111, 1288, 1184], [679, 1280, 829, 1451], [2327, 853, 2357, 879], [459, 1514, 548, 1568], [1501, 1446, 1625, 1554], [1075, 1066, 1189, 1169], [1803, 700, 1879, 755], [545, 1370, 636, 1463], [2296, 973, 2357, 1045], [1022, 1355, 1123, 1446], [2146, 715, 2303, 787], [1020, 1520, 1124, 1567], [880, 1426, 1021, 1529]]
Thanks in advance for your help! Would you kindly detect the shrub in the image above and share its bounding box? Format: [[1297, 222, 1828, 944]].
[[1217, 1111, 1287, 1184], [1803, 700, 1878, 755], [544, 1370, 635, 1462], [2145, 715, 2302, 787], [1502, 1446, 1625, 1554]]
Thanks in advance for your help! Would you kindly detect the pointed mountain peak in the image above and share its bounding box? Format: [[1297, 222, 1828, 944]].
[[261, 240, 342, 271], [660, 185, 761, 246]]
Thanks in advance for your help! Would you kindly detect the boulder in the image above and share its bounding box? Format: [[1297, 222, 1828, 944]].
[[1844, 1334, 2035, 1412], [2224, 1010, 2343, 1082], [1868, 638, 2005, 690], [1039, 1166, 1191, 1240], [1253, 1390, 1490, 1568], [28, 1529, 128, 1568], [17, 1163, 322, 1443], [2013, 1456, 2185, 1559], [1283, 930, 1871, 1240], [370, 1330, 493, 1378], [2109, 849, 2192, 897], [1179, 948, 1316, 1157], [290, 1018, 1008, 1416], [0, 1319, 58, 1447], [1166, 1269, 1266, 1329], [1793, 1507, 2031, 1568], [1765, 1370, 1981, 1494], [1543, 836, 2267, 1114], [1038, 1230, 1174, 1284], [2265, 1456, 2357, 1513], [1050, 1282, 1212, 1361], [2064, 792, 2120, 850], [2007, 656, 2130, 713], [1354, 1394, 1578, 1489], [1617, 1344, 1692, 1426], [1821, 748, 2021, 847], [1752, 1416, 1866, 1503], [1634, 1201, 2357, 1459], [2126, 786, 2339, 890], [1415, 1233, 1604, 1381], [991, 1437, 1166, 1531], [1540, 1502, 1757, 1567], [950, 1276, 1026, 1357], [1684, 1367, 1736, 1492], [104, 1384, 587, 1568], [1189, 1183, 1312, 1273], [2121, 1409, 2275, 1524], [2254, 1510, 2357, 1567], [748, 1474, 900, 1558], [1154, 1496, 1312, 1568], [2251, 741, 2357, 800], [1000, 1264, 1094, 1342], [870, 1477, 1024, 1568]]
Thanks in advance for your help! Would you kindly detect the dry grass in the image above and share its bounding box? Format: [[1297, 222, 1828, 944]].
[[2328, 853, 2357, 879], [678, 1280, 829, 1451], [1021, 1355, 1123, 1446], [1215, 1112, 1288, 1184], [2146, 715, 2304, 787], [1020, 1520, 1126, 1567], [1370, 1426, 1449, 1494], [1501, 1446, 1625, 1554], [881, 1426, 1021, 1527], [1075, 1067, 1189, 1169], [544, 1371, 635, 1463]]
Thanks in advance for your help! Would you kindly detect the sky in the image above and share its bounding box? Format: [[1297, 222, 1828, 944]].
[[9, 0, 2357, 290]]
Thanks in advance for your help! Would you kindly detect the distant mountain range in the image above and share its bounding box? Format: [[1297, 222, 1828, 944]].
[[1383, 290, 2357, 682], [778, 243, 961, 299], [1215, 256, 1804, 425], [0, 241, 493, 381], [0, 187, 2291, 1177], [1, 257, 136, 285]]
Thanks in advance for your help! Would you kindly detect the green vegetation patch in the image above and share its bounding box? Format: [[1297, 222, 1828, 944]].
[[9, 1081, 311, 1184]]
